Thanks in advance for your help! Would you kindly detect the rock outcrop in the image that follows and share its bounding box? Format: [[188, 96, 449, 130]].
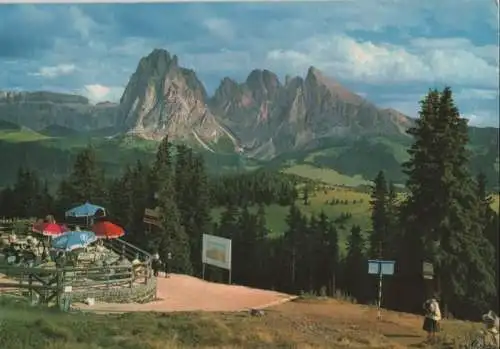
[[117, 49, 233, 148]]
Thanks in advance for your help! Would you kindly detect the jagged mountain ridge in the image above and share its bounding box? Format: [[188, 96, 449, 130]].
[[210, 66, 412, 158], [112, 49, 415, 158], [0, 48, 492, 161]]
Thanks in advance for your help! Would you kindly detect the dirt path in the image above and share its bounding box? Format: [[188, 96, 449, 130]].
[[271, 299, 428, 348], [76, 274, 296, 313], [0, 272, 448, 347]]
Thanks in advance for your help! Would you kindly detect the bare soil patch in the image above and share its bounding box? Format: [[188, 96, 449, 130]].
[[75, 274, 295, 313]]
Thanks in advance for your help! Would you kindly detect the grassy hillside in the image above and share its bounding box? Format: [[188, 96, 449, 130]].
[[0, 128, 255, 186], [212, 186, 499, 254], [0, 294, 484, 349], [0, 125, 497, 191]]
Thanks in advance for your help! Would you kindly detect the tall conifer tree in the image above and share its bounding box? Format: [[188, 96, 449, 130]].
[[401, 87, 496, 316]]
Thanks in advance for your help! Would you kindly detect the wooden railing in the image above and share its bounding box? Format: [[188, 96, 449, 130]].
[[102, 238, 152, 267], [0, 262, 153, 305]]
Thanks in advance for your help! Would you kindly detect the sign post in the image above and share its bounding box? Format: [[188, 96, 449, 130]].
[[422, 261, 434, 280], [368, 259, 395, 320], [143, 208, 161, 227], [201, 234, 232, 284]]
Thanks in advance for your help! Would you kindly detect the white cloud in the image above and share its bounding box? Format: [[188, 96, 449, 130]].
[[462, 111, 499, 127], [81, 84, 123, 103], [455, 88, 498, 100], [182, 49, 254, 73], [68, 6, 97, 39], [202, 18, 235, 41], [265, 34, 498, 88], [31, 64, 76, 78], [379, 91, 499, 127]]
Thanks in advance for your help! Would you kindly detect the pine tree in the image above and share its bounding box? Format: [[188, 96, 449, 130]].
[[475, 173, 498, 312], [344, 225, 367, 302], [152, 137, 192, 274], [149, 137, 173, 205], [12, 168, 42, 218], [0, 187, 14, 217], [401, 87, 496, 317], [107, 165, 134, 230], [317, 211, 339, 295], [283, 204, 307, 292], [253, 203, 269, 285], [384, 182, 400, 259], [157, 174, 193, 274], [369, 171, 390, 258], [38, 180, 54, 218], [130, 160, 150, 246], [59, 146, 106, 207], [234, 205, 257, 284], [175, 149, 212, 275], [302, 214, 318, 292], [218, 202, 239, 239]]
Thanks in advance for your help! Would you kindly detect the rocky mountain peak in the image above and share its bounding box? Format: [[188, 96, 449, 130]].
[[305, 66, 361, 104], [137, 49, 179, 77], [246, 69, 280, 92], [117, 49, 229, 147]]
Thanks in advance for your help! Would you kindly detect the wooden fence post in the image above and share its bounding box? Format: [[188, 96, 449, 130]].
[[28, 273, 33, 302], [56, 269, 63, 309]]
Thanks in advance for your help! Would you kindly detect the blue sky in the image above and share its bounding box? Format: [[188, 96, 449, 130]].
[[0, 1, 498, 126]]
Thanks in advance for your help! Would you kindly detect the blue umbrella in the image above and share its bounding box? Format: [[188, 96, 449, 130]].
[[65, 202, 106, 218], [51, 230, 97, 251]]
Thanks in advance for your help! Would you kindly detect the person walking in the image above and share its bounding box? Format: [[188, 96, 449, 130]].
[[422, 294, 442, 343], [470, 311, 499, 349], [152, 252, 162, 277]]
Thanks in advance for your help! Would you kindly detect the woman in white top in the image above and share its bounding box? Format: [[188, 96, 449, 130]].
[[422, 295, 442, 343]]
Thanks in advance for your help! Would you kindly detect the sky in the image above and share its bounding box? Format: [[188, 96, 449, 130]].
[[0, 0, 498, 127]]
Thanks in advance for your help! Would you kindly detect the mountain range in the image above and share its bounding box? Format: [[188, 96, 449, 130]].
[[0, 49, 498, 188]]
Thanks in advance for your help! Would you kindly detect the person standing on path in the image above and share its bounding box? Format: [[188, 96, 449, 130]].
[[422, 295, 442, 343], [152, 252, 162, 277], [470, 311, 499, 349]]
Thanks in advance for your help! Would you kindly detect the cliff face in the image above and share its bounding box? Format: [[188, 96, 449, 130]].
[[210, 66, 412, 158], [0, 91, 119, 132], [117, 49, 231, 147]]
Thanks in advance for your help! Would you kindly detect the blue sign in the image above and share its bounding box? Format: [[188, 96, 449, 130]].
[[368, 260, 380, 274], [368, 259, 396, 275]]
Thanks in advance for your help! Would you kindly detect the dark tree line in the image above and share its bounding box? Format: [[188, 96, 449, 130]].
[[0, 87, 498, 321], [209, 170, 298, 206]]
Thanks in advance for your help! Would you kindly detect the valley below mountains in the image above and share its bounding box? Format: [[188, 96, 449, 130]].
[[0, 48, 498, 188]]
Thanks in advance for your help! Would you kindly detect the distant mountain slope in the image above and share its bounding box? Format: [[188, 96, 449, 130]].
[[38, 124, 81, 137], [0, 48, 497, 189], [0, 91, 119, 133]]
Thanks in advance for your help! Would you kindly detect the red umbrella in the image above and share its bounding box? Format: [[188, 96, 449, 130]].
[[91, 221, 125, 239], [33, 222, 67, 237]]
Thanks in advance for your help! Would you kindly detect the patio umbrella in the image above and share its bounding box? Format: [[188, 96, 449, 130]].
[[33, 221, 68, 237], [51, 230, 97, 252], [65, 202, 106, 218], [91, 221, 125, 239]]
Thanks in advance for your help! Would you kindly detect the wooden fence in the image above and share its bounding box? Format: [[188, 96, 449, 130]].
[[0, 262, 153, 306]]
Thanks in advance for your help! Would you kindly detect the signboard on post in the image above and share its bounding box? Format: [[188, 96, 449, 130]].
[[368, 260, 395, 275], [367, 259, 396, 320], [143, 208, 161, 227], [202, 234, 232, 283], [423, 262, 434, 280]]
